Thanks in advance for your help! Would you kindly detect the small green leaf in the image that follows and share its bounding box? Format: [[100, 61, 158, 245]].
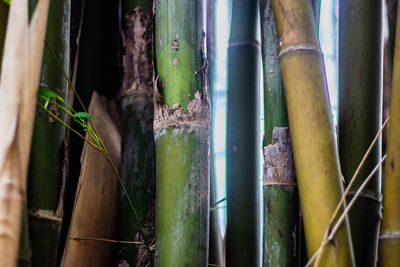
[[3, 0, 10, 5], [44, 99, 50, 109], [38, 86, 61, 99], [73, 112, 95, 121]]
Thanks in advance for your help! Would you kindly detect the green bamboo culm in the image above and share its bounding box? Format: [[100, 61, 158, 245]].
[[154, 0, 210, 266], [339, 1, 383, 266], [207, 0, 223, 265], [271, 0, 355, 265], [379, 3, 400, 266], [226, 0, 260, 266], [119, 0, 156, 265], [0, 1, 8, 72], [27, 0, 70, 266], [259, 0, 299, 266]]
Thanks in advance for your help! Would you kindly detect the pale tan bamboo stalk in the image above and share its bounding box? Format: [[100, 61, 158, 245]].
[[0, 1, 49, 266]]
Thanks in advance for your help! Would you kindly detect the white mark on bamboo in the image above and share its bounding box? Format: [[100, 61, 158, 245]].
[[264, 127, 296, 186], [153, 91, 210, 132], [380, 231, 400, 240]]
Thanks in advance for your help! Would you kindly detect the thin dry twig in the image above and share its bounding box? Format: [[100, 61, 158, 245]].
[[306, 154, 387, 267], [69, 237, 142, 245]]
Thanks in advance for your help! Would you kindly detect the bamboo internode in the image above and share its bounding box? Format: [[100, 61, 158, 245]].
[[271, 0, 355, 265], [379, 3, 400, 266]]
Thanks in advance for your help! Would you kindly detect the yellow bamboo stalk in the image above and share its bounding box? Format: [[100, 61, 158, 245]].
[[0, 1, 49, 266], [61, 92, 120, 267], [271, 0, 354, 266], [379, 3, 400, 266]]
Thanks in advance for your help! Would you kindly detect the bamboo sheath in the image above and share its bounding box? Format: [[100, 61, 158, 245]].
[[271, 0, 355, 266], [259, 0, 299, 266], [61, 92, 120, 267], [154, 1, 210, 266], [338, 1, 383, 266], [379, 3, 400, 266]]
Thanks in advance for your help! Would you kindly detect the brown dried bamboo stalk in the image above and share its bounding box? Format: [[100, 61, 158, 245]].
[[0, 0, 49, 266]]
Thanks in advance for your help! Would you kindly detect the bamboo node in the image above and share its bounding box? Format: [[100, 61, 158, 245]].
[[229, 40, 260, 48], [380, 231, 400, 240], [346, 190, 382, 203], [153, 90, 210, 131], [28, 209, 62, 222], [279, 44, 320, 58]]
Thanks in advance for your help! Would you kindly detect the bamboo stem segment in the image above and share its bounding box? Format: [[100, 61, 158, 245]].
[[0, 0, 49, 265], [226, 0, 260, 266], [338, 1, 383, 266], [119, 0, 156, 265], [259, 1, 299, 266], [27, 0, 70, 265], [379, 3, 400, 266], [154, 1, 210, 265], [0, 1, 8, 74], [271, 0, 355, 265]]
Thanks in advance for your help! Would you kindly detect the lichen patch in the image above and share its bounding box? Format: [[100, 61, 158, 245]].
[[154, 91, 210, 132], [171, 39, 178, 50], [264, 127, 296, 186]]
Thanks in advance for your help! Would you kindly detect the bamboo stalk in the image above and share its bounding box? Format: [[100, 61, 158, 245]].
[[271, 0, 355, 265], [226, 0, 260, 266], [259, 1, 299, 266], [18, 208, 31, 267], [154, 0, 210, 265], [27, 0, 70, 266], [60, 92, 120, 267], [338, 1, 383, 266], [379, 3, 400, 266], [118, 0, 156, 265], [0, 1, 8, 74], [0, 0, 49, 266], [207, 0, 223, 265], [311, 0, 321, 28]]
